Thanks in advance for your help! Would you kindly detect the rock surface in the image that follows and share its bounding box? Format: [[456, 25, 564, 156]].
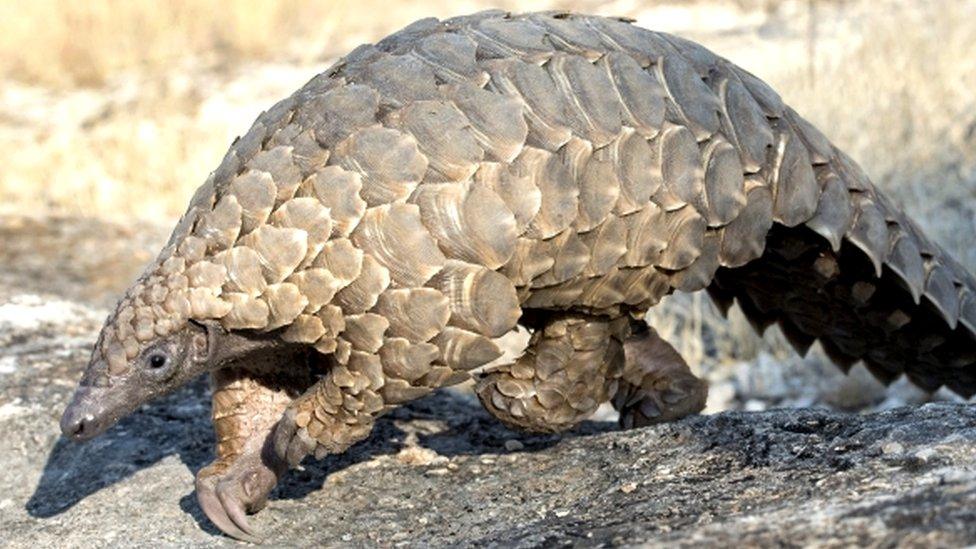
[[3, 215, 976, 547]]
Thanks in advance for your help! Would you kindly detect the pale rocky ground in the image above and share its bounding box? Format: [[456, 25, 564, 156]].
[[2, 0, 976, 546]]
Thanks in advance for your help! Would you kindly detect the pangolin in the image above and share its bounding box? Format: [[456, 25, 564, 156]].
[[60, 10, 976, 542]]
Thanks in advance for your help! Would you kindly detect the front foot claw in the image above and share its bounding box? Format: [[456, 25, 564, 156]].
[[196, 446, 286, 543], [272, 408, 317, 467]]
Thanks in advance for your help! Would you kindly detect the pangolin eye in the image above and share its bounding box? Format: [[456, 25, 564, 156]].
[[147, 352, 168, 369]]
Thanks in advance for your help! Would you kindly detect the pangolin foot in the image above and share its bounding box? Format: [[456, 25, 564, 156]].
[[195, 446, 284, 543], [614, 371, 708, 429]]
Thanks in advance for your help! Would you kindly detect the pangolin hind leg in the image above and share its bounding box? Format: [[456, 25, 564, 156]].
[[474, 315, 629, 433], [196, 352, 314, 542], [613, 323, 709, 429]]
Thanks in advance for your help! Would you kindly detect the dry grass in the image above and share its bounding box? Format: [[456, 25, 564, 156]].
[[0, 0, 342, 87]]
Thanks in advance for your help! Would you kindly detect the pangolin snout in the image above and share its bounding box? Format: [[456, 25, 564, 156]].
[[60, 387, 108, 441], [60, 409, 97, 440]]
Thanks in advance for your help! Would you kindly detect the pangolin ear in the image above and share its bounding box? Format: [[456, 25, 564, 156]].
[[190, 321, 212, 363]]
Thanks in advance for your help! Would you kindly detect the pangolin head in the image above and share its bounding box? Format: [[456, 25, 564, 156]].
[[59, 249, 217, 441], [60, 140, 352, 440], [59, 180, 237, 441]]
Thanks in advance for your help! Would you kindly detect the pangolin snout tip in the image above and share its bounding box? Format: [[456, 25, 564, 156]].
[[60, 388, 106, 441], [60, 408, 99, 441]]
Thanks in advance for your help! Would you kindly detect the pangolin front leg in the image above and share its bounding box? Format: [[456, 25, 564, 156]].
[[196, 360, 313, 542], [270, 364, 382, 467], [475, 315, 629, 433], [613, 324, 709, 429], [271, 337, 472, 469]]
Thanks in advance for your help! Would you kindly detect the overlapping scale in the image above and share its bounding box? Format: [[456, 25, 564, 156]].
[[428, 260, 521, 338], [373, 288, 451, 343], [412, 182, 517, 269], [333, 126, 428, 206], [350, 203, 446, 288]]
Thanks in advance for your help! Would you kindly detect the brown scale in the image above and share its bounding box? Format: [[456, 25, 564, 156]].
[[205, 353, 312, 470]]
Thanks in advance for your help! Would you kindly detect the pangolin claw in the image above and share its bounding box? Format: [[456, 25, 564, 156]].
[[217, 485, 262, 541], [196, 468, 261, 543], [195, 450, 282, 543], [272, 409, 316, 467]]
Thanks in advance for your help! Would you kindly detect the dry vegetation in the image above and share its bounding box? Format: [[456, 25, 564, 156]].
[[0, 0, 336, 87], [1, 0, 973, 382], [0, 0, 599, 86]]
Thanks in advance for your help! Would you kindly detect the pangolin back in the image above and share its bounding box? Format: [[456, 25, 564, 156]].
[[114, 11, 975, 398]]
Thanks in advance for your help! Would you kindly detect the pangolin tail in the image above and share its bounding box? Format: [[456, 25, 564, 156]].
[[708, 217, 976, 397]]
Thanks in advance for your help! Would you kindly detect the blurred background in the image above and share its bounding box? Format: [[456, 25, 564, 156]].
[[1, 0, 974, 413]]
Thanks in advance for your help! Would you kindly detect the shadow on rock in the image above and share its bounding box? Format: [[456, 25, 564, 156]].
[[270, 390, 617, 503], [27, 381, 616, 539], [26, 376, 215, 518]]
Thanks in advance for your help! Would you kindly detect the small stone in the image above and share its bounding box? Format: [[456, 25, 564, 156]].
[[396, 446, 439, 466], [418, 517, 429, 525], [915, 448, 938, 462], [744, 399, 766, 412], [426, 468, 451, 477], [620, 482, 638, 494], [504, 439, 524, 451], [554, 509, 570, 517], [882, 442, 904, 455]]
